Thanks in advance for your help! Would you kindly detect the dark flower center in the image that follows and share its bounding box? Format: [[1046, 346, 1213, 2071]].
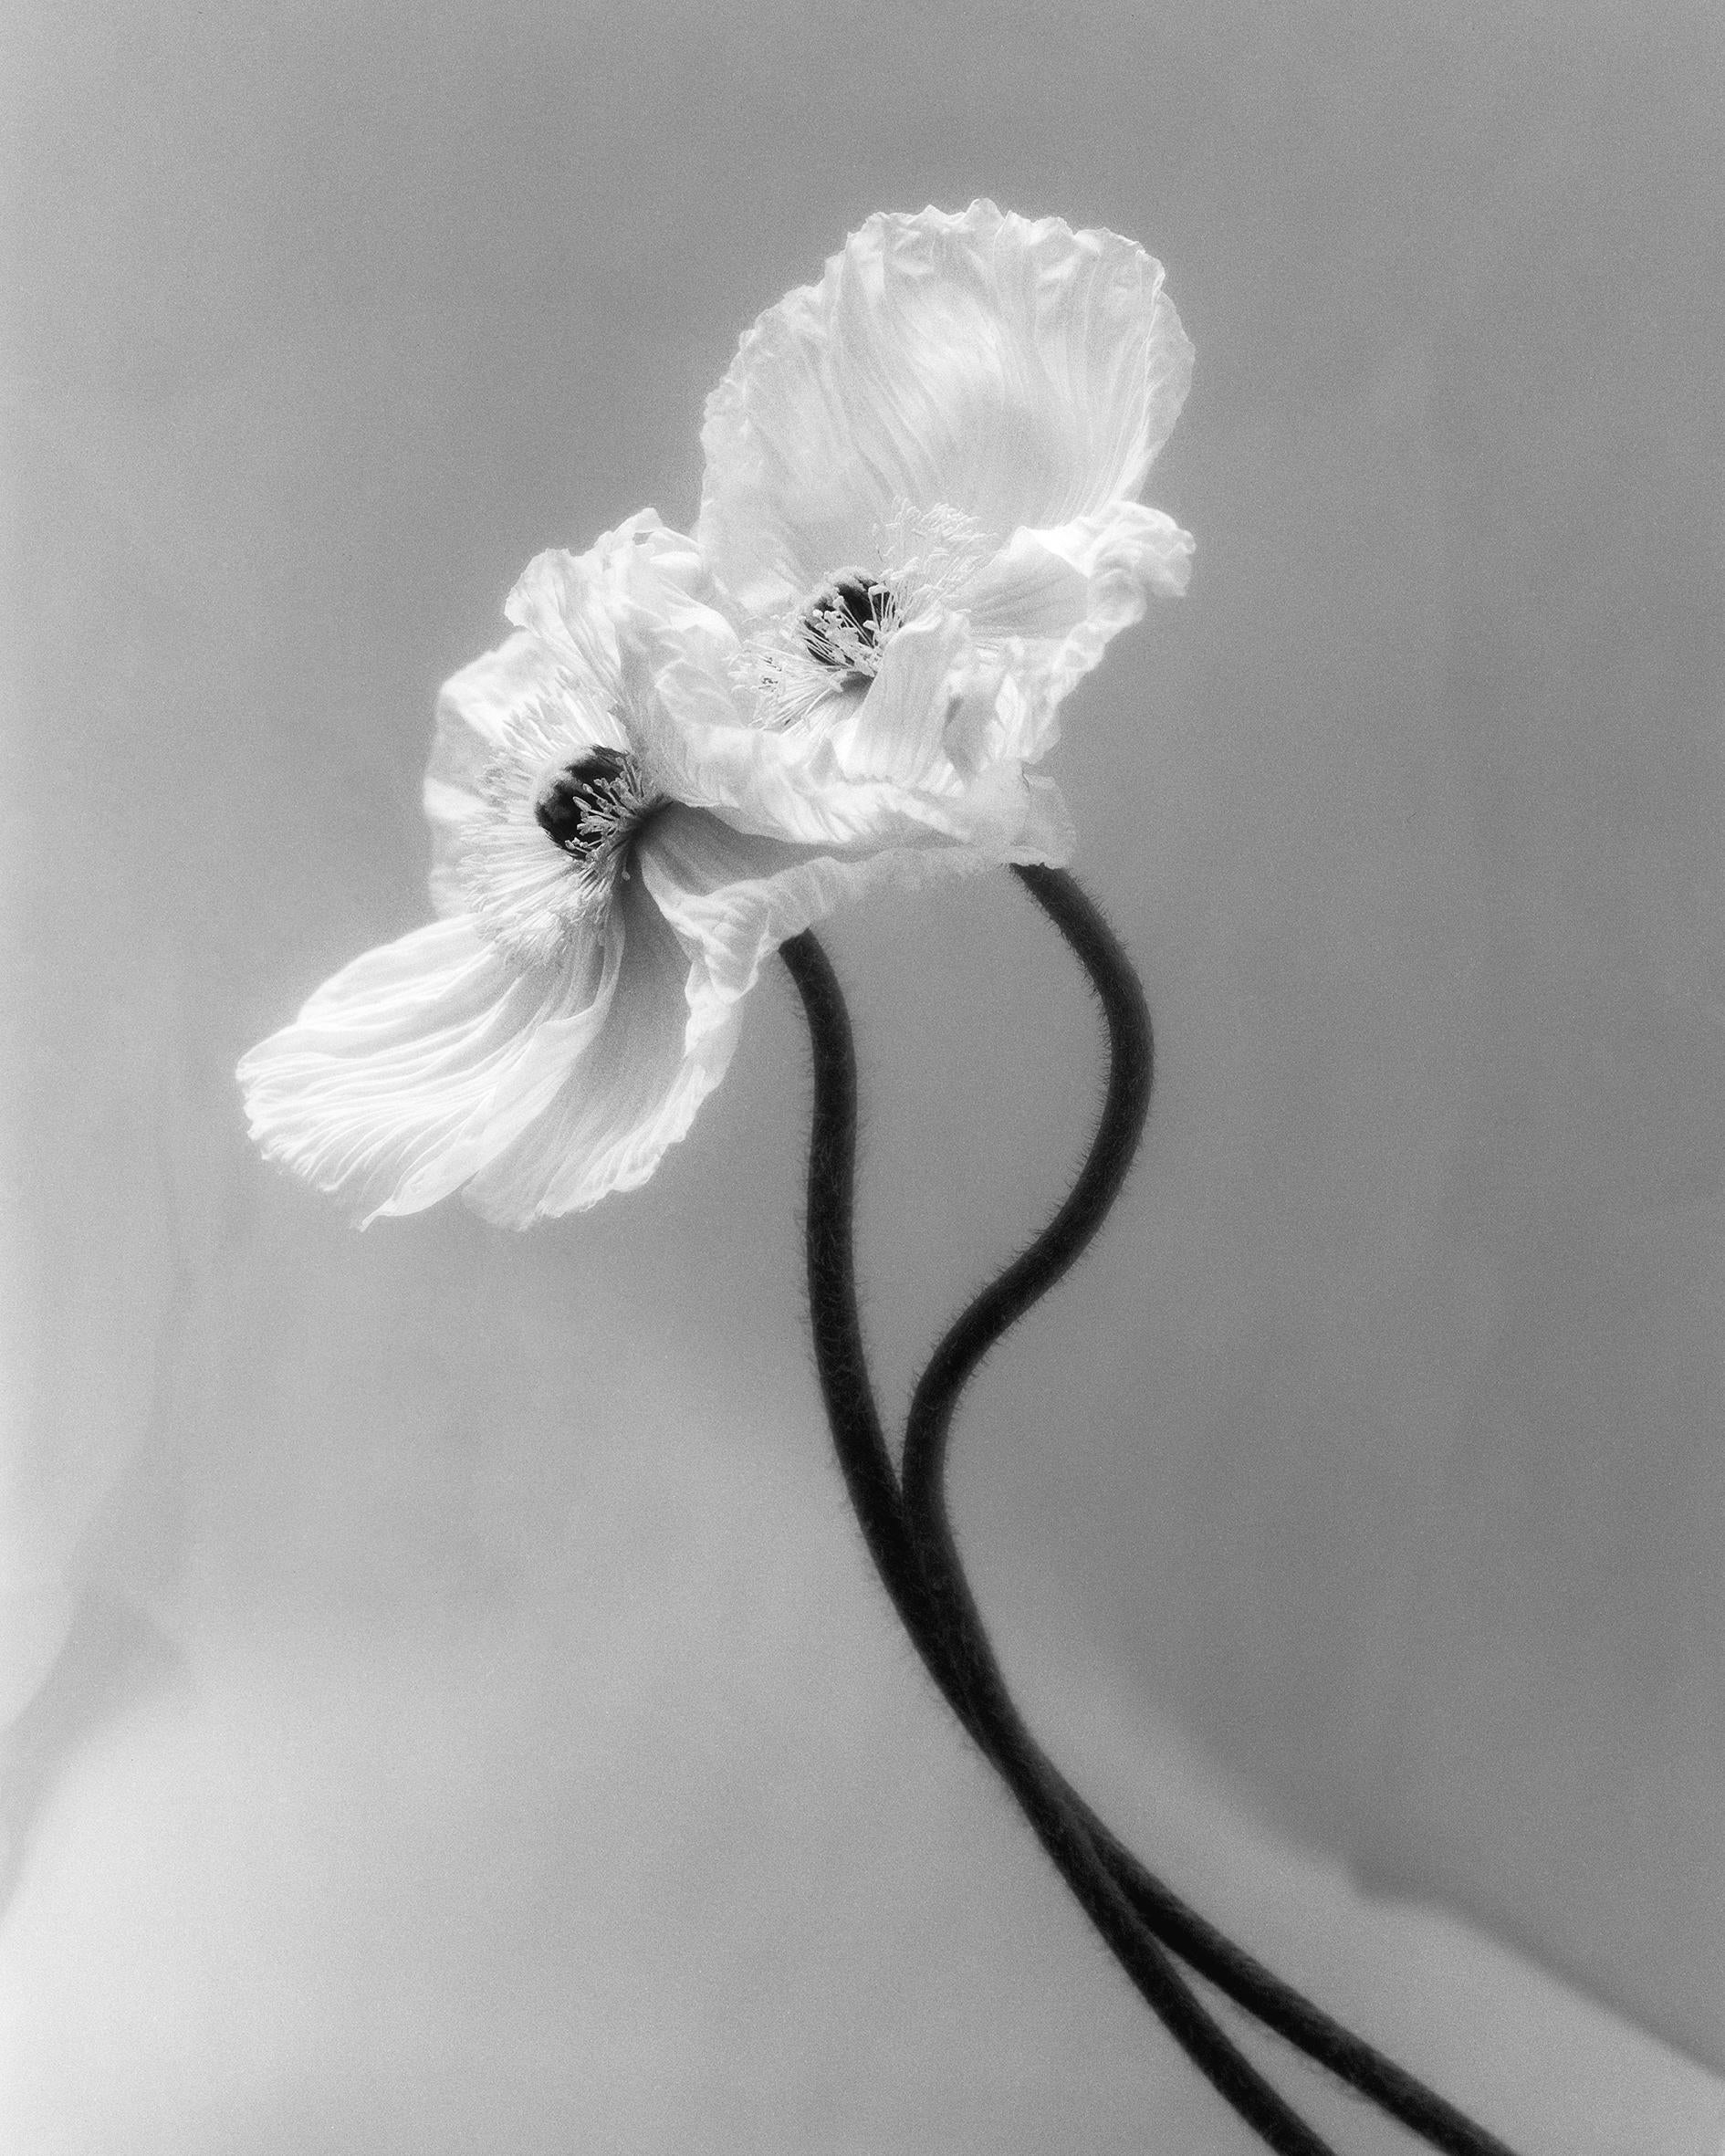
[[801, 572, 897, 685], [534, 746, 634, 854]]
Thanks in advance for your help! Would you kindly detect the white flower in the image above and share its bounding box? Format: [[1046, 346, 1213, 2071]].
[[697, 200, 1194, 756], [239, 511, 1067, 1226], [239, 205, 1196, 1228]]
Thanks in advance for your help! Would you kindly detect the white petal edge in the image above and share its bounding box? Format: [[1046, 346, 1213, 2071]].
[[959, 499, 1196, 744], [423, 631, 626, 917], [633, 654, 986, 853], [425, 511, 711, 918], [637, 796, 1074, 1020], [462, 872, 736, 1223], [503, 508, 703, 664], [697, 199, 1194, 614], [824, 608, 971, 790], [238, 916, 615, 1225]]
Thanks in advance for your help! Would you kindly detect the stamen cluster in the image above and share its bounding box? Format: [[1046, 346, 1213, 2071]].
[[458, 710, 660, 968], [800, 573, 899, 686], [737, 501, 998, 732], [535, 746, 649, 862]]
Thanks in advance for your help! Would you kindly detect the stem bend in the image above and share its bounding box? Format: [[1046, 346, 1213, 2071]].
[[779, 870, 1522, 2156]]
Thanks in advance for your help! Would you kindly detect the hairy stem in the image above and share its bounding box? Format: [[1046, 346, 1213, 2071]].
[[897, 865, 1522, 2156], [780, 921, 1336, 2156], [779, 870, 1522, 2156]]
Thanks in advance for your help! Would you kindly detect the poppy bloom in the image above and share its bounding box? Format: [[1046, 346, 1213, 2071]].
[[238, 513, 1062, 1224], [698, 199, 1193, 753], [240, 205, 1193, 1225]]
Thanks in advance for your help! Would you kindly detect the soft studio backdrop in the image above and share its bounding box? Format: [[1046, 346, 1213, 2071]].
[[4, 5, 1724, 2151]]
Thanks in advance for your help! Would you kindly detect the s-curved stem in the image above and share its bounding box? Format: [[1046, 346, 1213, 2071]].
[[779, 868, 1521, 2156], [898, 865, 1522, 2156], [779, 919, 1337, 2156]]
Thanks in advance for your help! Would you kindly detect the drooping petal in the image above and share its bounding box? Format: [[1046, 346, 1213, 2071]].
[[462, 873, 733, 1223], [639, 809, 936, 1011], [698, 200, 1194, 614], [238, 916, 614, 1225], [637, 796, 1070, 1024]]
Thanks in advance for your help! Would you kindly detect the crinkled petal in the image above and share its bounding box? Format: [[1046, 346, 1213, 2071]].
[[503, 508, 704, 666], [613, 554, 909, 843], [640, 810, 949, 1011], [463, 874, 734, 1223], [425, 512, 714, 918], [823, 608, 967, 790], [631, 659, 966, 853], [960, 498, 1196, 744], [432, 509, 678, 811], [637, 797, 1072, 1022], [622, 587, 1024, 853], [238, 916, 613, 1224], [612, 525, 746, 680], [423, 631, 625, 916], [698, 199, 1193, 613]]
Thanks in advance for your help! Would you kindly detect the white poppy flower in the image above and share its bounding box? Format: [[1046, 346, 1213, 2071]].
[[239, 510, 1067, 1226], [697, 199, 1194, 755]]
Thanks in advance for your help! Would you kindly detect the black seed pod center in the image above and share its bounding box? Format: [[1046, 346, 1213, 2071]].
[[534, 746, 632, 853], [802, 572, 896, 678]]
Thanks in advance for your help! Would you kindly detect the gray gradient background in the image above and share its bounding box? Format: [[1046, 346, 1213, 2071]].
[[5, 3, 1725, 2149]]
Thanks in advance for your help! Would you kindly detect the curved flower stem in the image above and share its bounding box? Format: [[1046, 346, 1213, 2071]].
[[780, 924, 1337, 2156], [780, 874, 1523, 2156], [899, 865, 1522, 2156]]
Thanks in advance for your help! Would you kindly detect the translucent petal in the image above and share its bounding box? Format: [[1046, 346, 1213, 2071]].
[[961, 498, 1197, 730], [422, 513, 725, 923], [698, 200, 1193, 614], [431, 511, 677, 807], [423, 632, 623, 917], [612, 527, 745, 681], [237, 916, 614, 1225], [504, 508, 705, 673], [638, 798, 1069, 1020], [823, 609, 967, 790], [622, 582, 1033, 857], [463, 874, 734, 1223], [639, 811, 858, 1005], [632, 655, 965, 852]]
